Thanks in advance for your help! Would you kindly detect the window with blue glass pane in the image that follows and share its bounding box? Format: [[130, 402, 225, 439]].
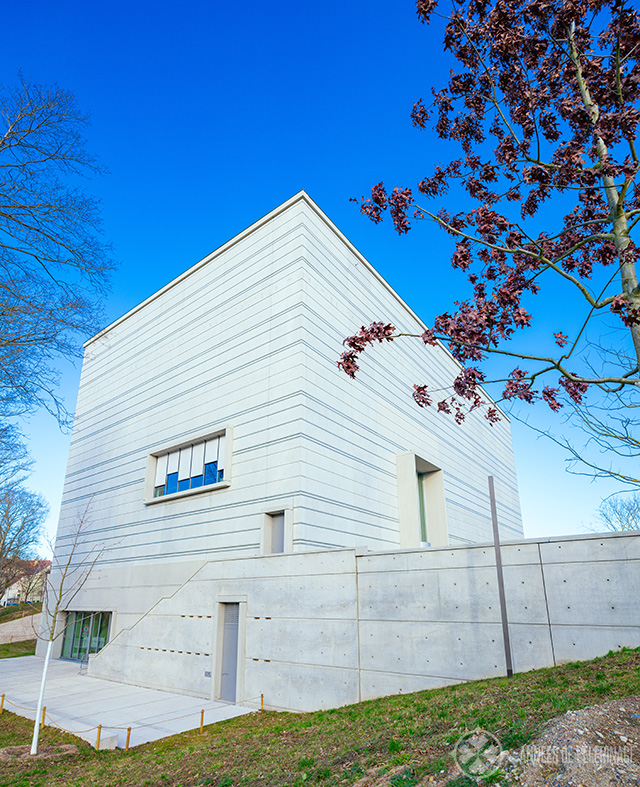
[[204, 461, 218, 486], [166, 472, 179, 495]]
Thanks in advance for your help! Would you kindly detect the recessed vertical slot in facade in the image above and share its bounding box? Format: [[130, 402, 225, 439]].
[[417, 473, 429, 545], [269, 512, 285, 554], [396, 453, 449, 548], [417, 462, 449, 548], [219, 602, 240, 703]]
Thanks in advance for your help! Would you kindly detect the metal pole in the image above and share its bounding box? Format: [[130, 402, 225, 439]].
[[488, 476, 513, 678], [84, 614, 93, 666], [30, 637, 53, 754]]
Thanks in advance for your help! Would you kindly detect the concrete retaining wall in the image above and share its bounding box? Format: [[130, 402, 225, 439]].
[[85, 531, 640, 711]]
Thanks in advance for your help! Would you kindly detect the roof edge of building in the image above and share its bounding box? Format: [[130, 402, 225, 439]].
[[84, 190, 509, 421]]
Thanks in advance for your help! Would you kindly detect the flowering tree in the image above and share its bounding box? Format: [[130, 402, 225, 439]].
[[340, 0, 640, 484]]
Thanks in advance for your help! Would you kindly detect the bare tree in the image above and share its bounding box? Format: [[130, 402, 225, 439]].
[[16, 559, 51, 603], [0, 485, 47, 600], [593, 492, 640, 532], [0, 76, 113, 426], [31, 503, 105, 755], [0, 422, 31, 488]]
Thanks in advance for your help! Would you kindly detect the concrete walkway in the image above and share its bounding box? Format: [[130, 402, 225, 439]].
[[0, 613, 41, 644], [0, 656, 253, 749]]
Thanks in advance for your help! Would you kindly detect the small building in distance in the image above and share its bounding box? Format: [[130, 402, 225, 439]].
[[41, 191, 525, 705], [1, 560, 51, 606]]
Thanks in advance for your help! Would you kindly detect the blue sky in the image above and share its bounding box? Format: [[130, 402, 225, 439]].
[[5, 0, 623, 544]]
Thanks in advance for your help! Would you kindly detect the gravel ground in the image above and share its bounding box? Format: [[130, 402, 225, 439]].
[[505, 696, 640, 786]]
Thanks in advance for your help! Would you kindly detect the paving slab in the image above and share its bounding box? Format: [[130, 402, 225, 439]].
[[0, 656, 253, 748]]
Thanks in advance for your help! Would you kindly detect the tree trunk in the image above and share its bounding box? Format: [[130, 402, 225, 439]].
[[30, 638, 52, 755]]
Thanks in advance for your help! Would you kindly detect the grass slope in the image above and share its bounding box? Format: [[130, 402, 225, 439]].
[[0, 604, 41, 626], [0, 647, 638, 787], [0, 639, 36, 659]]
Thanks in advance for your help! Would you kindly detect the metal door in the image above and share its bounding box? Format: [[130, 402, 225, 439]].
[[219, 603, 239, 702]]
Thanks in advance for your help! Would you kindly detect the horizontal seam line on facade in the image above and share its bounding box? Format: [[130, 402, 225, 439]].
[[302, 212, 506, 415], [84, 223, 308, 350], [123, 614, 358, 622], [83, 239, 307, 370], [56, 490, 389, 536], [243, 659, 359, 673], [355, 565, 544, 574], [359, 667, 465, 682], [58, 472, 520, 529], [70, 360, 514, 502], [55, 505, 400, 543], [358, 618, 547, 624], [535, 622, 640, 628], [62, 430, 521, 525], [302, 312, 515, 460], [110, 648, 360, 673], [358, 554, 640, 564], [56, 517, 396, 549], [72, 337, 308, 439], [357, 618, 639, 625], [66, 390, 306, 474], [56, 545, 258, 566]]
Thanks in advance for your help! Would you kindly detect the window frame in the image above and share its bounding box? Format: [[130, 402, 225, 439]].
[[143, 425, 233, 505]]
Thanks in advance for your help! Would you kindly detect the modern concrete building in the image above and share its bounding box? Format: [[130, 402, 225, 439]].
[[42, 191, 532, 706]]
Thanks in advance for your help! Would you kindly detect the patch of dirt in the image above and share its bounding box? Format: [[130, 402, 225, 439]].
[[506, 695, 640, 786], [0, 744, 79, 762], [351, 764, 459, 786]]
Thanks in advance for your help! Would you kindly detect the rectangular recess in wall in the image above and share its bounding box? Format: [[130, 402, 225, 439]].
[[269, 512, 285, 554], [397, 452, 449, 548], [219, 603, 239, 703], [261, 508, 292, 554]]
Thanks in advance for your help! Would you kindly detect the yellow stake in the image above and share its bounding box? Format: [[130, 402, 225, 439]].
[[96, 725, 102, 751], [40, 706, 46, 729], [0, 693, 4, 714], [261, 693, 264, 711], [200, 709, 204, 734], [125, 727, 131, 751]]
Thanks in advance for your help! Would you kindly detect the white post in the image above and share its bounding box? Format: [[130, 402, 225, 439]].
[[30, 639, 53, 755]]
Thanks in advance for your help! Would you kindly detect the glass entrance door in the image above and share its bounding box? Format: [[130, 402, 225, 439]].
[[61, 611, 111, 661]]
